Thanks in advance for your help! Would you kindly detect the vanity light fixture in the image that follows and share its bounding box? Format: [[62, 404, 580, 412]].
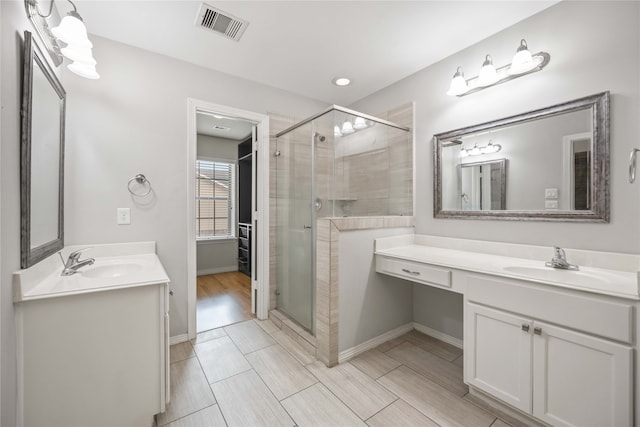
[[447, 39, 549, 97], [460, 140, 502, 157], [25, 0, 99, 79]]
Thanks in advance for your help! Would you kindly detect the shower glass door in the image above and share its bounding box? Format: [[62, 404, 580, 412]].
[[276, 122, 314, 331]]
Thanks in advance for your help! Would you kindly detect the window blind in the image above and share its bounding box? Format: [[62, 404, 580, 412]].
[[196, 160, 235, 239]]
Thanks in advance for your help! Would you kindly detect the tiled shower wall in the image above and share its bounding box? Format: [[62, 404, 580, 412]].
[[268, 103, 414, 312]]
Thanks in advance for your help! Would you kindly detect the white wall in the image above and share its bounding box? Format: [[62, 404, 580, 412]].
[[197, 134, 240, 162], [1, 2, 61, 425], [338, 227, 415, 351], [352, 1, 640, 253], [61, 36, 326, 338], [350, 1, 640, 339], [196, 134, 240, 275]]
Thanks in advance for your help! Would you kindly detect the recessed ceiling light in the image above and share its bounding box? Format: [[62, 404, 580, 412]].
[[332, 77, 351, 87]]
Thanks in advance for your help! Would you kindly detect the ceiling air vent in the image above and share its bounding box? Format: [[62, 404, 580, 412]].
[[196, 3, 249, 42]]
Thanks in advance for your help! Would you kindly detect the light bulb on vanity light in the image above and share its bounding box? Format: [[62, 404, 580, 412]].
[[334, 125, 343, 137], [478, 55, 498, 86], [341, 121, 355, 134], [508, 39, 537, 75], [446, 66, 468, 96], [51, 10, 91, 47], [353, 117, 367, 130], [68, 61, 100, 79]]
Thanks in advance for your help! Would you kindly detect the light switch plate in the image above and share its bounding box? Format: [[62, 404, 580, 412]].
[[117, 208, 131, 225], [545, 200, 558, 210], [545, 188, 558, 199]]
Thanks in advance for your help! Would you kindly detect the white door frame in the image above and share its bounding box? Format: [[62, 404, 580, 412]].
[[187, 99, 270, 340], [561, 132, 591, 211]]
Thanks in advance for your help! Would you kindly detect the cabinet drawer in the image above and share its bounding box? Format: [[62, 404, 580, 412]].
[[376, 255, 451, 288], [467, 274, 633, 344]]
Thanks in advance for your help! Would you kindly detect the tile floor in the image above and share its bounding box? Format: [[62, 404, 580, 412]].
[[159, 319, 520, 427]]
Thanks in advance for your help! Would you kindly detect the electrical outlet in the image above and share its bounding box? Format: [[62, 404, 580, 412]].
[[545, 200, 558, 210], [545, 188, 558, 199], [117, 208, 131, 225]]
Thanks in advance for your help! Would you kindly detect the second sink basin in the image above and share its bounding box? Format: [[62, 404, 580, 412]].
[[81, 263, 144, 279], [503, 265, 616, 288]]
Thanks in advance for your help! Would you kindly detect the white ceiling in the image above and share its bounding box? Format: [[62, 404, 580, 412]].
[[70, 1, 557, 106], [197, 111, 254, 140]]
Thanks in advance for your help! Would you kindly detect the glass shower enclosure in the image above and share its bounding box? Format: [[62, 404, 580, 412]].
[[275, 106, 411, 332]]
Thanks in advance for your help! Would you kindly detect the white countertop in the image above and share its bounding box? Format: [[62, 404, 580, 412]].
[[13, 242, 170, 302], [375, 235, 640, 300]]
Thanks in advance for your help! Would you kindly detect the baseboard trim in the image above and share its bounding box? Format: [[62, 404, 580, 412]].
[[413, 322, 463, 349], [196, 266, 237, 276], [169, 334, 189, 345], [338, 323, 414, 363]]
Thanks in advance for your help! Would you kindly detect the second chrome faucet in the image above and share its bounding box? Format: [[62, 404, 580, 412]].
[[545, 246, 579, 270]]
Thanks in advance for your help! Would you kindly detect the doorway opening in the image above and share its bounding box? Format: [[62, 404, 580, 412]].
[[187, 99, 270, 339], [195, 112, 255, 332]]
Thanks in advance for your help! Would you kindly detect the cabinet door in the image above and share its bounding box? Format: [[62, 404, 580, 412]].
[[532, 322, 632, 427], [465, 303, 533, 413]]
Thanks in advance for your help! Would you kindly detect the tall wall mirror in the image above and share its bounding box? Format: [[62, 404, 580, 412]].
[[434, 92, 609, 222], [21, 31, 65, 268]]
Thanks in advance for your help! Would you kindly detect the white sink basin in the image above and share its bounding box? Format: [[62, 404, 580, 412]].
[[503, 265, 616, 288], [81, 263, 144, 279], [13, 243, 171, 302]]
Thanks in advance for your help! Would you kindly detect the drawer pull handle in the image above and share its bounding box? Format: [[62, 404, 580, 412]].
[[534, 327, 542, 335], [401, 268, 421, 275], [521, 324, 530, 332]]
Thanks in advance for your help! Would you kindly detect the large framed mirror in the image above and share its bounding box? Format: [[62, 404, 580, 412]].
[[21, 31, 65, 268], [434, 92, 609, 222]]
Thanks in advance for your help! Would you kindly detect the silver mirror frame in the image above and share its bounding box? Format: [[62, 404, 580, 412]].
[[433, 91, 610, 222], [21, 31, 66, 268]]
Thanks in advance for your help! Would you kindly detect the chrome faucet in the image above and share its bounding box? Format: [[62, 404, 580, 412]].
[[60, 248, 95, 276], [545, 246, 579, 270]]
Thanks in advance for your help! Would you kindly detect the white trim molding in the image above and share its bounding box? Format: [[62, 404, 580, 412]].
[[338, 323, 413, 363], [169, 334, 189, 346], [196, 266, 238, 276], [413, 322, 464, 349]]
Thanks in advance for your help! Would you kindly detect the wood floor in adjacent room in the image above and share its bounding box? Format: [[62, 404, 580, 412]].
[[197, 271, 254, 333]]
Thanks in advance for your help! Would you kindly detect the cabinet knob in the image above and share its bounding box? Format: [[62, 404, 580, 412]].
[[169, 290, 174, 296], [521, 324, 530, 332], [534, 327, 542, 335]]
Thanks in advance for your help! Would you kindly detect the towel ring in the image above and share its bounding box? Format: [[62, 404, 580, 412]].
[[127, 174, 152, 197]]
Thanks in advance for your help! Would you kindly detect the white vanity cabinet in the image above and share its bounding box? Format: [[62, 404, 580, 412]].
[[466, 275, 633, 427], [15, 281, 170, 427], [375, 234, 640, 427]]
